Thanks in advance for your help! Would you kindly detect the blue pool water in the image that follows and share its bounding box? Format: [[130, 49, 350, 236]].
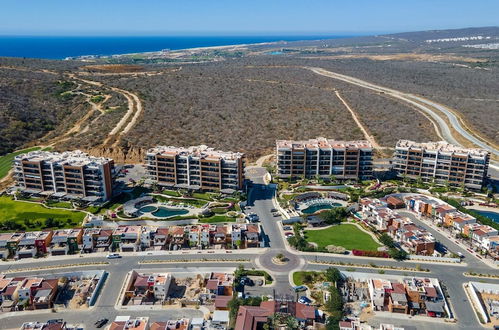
[[151, 207, 189, 218], [302, 202, 342, 214], [139, 205, 157, 213], [475, 210, 499, 223]]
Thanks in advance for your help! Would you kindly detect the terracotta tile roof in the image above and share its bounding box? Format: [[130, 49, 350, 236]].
[[215, 295, 232, 309], [296, 302, 315, 320]]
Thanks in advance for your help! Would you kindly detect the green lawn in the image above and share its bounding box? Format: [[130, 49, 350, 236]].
[[0, 147, 42, 179], [0, 196, 86, 231], [305, 224, 381, 251], [292, 271, 324, 286], [199, 215, 238, 223]]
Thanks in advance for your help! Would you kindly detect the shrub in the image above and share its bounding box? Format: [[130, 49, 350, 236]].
[[352, 249, 389, 258]]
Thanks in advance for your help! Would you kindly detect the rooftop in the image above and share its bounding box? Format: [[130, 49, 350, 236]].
[[395, 140, 489, 157], [15, 150, 113, 167], [147, 144, 244, 161], [277, 137, 372, 150]]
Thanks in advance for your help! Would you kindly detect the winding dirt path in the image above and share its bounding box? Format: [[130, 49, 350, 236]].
[[334, 90, 381, 149]]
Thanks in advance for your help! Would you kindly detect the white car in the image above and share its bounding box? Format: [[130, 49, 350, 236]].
[[106, 253, 121, 259]]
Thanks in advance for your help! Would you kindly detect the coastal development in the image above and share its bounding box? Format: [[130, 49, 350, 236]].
[[13, 150, 115, 203], [145, 145, 245, 193], [0, 22, 498, 330], [393, 140, 490, 190], [276, 138, 373, 181], [0, 135, 497, 329]]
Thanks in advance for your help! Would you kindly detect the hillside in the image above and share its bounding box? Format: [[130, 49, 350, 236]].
[[0, 26, 497, 163]]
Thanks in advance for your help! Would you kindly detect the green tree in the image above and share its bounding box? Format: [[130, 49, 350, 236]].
[[389, 248, 408, 261], [325, 287, 344, 313], [319, 207, 348, 225], [324, 267, 342, 284], [379, 233, 395, 248]]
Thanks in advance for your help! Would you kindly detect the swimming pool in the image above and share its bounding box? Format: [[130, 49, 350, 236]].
[[151, 207, 189, 218], [475, 210, 499, 223], [302, 202, 341, 214], [139, 205, 158, 213]]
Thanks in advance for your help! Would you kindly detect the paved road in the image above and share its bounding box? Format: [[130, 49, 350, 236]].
[[2, 166, 498, 328], [307, 66, 499, 172]]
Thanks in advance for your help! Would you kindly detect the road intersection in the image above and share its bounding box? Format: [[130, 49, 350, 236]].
[[1, 166, 498, 329]]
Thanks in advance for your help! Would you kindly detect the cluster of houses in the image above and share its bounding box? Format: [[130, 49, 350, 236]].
[[0, 224, 262, 260], [0, 275, 59, 312], [234, 299, 318, 330], [405, 195, 499, 256], [359, 197, 436, 255], [122, 271, 234, 328], [368, 276, 449, 318]]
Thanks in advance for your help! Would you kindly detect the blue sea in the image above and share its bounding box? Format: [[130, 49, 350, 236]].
[[0, 35, 345, 60]]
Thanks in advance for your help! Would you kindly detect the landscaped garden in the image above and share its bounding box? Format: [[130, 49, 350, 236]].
[[0, 196, 86, 231], [304, 223, 381, 251]]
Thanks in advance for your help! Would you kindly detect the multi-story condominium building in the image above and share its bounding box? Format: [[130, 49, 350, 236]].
[[393, 140, 490, 189], [276, 137, 373, 180], [13, 150, 115, 202], [145, 145, 245, 192]]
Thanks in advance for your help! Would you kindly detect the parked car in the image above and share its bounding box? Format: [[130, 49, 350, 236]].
[[293, 285, 307, 292], [240, 277, 254, 286], [272, 212, 280, 217], [95, 319, 108, 328], [298, 296, 312, 305], [282, 226, 292, 231], [270, 208, 278, 213], [106, 253, 121, 259], [246, 213, 260, 223]]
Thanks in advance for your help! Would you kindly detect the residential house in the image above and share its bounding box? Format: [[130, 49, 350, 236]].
[[109, 316, 149, 330], [206, 272, 234, 296], [95, 229, 113, 251], [49, 228, 82, 255], [82, 228, 102, 252], [444, 211, 476, 232], [152, 228, 170, 250], [463, 223, 498, 249], [169, 227, 185, 250], [16, 232, 42, 259], [187, 225, 200, 247], [245, 224, 261, 248], [112, 226, 141, 252], [150, 319, 189, 330], [234, 300, 316, 330], [32, 279, 58, 310]]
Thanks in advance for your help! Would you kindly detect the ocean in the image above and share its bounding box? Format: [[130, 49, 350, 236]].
[[0, 35, 344, 60]]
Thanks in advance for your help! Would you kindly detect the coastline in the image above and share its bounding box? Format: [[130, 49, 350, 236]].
[[64, 36, 330, 60], [75, 41, 277, 59]]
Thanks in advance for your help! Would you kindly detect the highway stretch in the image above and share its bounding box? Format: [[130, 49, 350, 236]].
[[307, 67, 499, 173], [1, 167, 499, 329]]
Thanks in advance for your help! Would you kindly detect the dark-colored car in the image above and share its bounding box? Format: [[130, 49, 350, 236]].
[[95, 319, 109, 328]]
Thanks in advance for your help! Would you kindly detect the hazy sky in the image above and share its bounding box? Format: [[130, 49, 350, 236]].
[[1, 0, 498, 36]]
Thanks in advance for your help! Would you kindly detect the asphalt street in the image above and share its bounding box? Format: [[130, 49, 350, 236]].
[[1, 166, 498, 329]]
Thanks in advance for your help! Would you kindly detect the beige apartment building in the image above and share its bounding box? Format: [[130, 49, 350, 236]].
[[145, 145, 245, 192], [276, 137, 373, 180], [393, 140, 490, 189], [13, 150, 115, 202]]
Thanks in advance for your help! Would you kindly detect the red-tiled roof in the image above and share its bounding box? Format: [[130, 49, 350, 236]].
[[296, 302, 315, 320], [215, 295, 232, 309]]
